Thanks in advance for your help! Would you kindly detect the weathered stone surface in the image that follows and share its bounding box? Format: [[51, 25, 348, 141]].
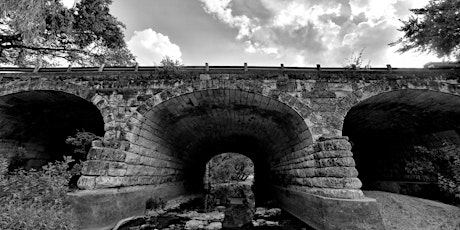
[[317, 157, 356, 167], [315, 139, 352, 151], [68, 183, 186, 230], [313, 150, 353, 159], [272, 186, 384, 230], [77, 176, 97, 190], [299, 177, 362, 189]]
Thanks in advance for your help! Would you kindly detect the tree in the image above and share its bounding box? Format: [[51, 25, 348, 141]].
[[390, 0, 460, 60], [207, 153, 254, 184], [0, 0, 136, 67]]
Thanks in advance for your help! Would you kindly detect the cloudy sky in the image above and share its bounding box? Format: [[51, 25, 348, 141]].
[[66, 0, 442, 67]]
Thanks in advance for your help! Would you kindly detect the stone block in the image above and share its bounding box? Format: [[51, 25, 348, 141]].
[[77, 176, 97, 190], [272, 186, 384, 230], [108, 162, 128, 176], [87, 147, 127, 162], [313, 150, 353, 159], [303, 177, 362, 189], [315, 167, 359, 178], [317, 157, 355, 167], [95, 176, 124, 188], [314, 139, 352, 152], [81, 160, 110, 176]]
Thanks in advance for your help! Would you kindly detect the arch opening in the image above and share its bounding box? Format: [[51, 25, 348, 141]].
[[203, 152, 255, 208], [343, 89, 460, 203], [0, 90, 105, 170], [132, 89, 313, 203]]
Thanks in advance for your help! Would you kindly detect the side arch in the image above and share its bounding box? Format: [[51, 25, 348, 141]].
[[0, 89, 105, 169], [336, 79, 460, 128], [341, 79, 460, 202], [0, 79, 116, 137]]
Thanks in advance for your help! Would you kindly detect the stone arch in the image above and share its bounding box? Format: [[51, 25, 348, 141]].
[[126, 88, 313, 198], [341, 79, 460, 201], [336, 79, 460, 128], [130, 80, 319, 140], [0, 79, 116, 135], [0, 89, 105, 170]]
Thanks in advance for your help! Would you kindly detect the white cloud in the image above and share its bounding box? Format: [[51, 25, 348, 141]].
[[199, 0, 438, 67], [127, 29, 182, 66]]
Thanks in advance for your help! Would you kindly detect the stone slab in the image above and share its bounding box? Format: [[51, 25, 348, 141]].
[[68, 182, 186, 230], [271, 186, 385, 230]]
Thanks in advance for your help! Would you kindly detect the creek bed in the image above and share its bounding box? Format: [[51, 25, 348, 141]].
[[117, 195, 314, 230]]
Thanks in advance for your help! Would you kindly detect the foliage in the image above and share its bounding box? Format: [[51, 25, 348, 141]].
[[65, 131, 100, 162], [391, 0, 460, 60], [343, 48, 371, 69], [156, 56, 184, 77], [0, 0, 136, 67], [409, 143, 460, 205], [0, 156, 79, 229], [207, 153, 254, 184]]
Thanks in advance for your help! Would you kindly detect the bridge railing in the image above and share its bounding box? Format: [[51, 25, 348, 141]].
[[0, 63, 458, 73]]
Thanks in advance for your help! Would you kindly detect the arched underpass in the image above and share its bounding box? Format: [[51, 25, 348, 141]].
[[343, 89, 460, 202], [0, 90, 105, 169], [135, 89, 313, 204]]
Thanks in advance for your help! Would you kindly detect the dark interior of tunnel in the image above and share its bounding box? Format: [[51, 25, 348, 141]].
[[343, 89, 460, 202], [142, 89, 313, 205], [0, 90, 105, 170]]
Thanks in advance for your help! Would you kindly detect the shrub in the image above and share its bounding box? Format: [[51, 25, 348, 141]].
[[410, 143, 460, 206], [66, 131, 101, 162], [0, 156, 79, 229]]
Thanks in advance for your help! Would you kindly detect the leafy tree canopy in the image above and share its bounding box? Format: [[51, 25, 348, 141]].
[[0, 0, 135, 67], [207, 153, 254, 184], [391, 0, 460, 60]]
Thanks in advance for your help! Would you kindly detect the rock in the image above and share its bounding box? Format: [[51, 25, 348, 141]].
[[265, 220, 279, 226], [178, 211, 224, 221], [252, 219, 265, 227], [252, 219, 279, 227], [185, 220, 206, 230], [223, 204, 254, 228], [206, 222, 222, 230], [255, 207, 281, 218]]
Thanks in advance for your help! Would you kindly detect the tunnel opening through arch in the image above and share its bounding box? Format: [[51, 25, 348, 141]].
[[0, 90, 105, 170], [343, 89, 460, 204], [203, 152, 255, 209]]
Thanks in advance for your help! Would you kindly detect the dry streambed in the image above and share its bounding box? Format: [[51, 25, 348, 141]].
[[113, 195, 312, 230]]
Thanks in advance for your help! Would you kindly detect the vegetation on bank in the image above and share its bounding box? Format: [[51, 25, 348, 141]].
[[407, 143, 460, 206], [0, 156, 79, 229], [0, 131, 99, 229]]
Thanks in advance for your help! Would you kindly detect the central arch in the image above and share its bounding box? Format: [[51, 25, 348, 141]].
[[128, 89, 314, 200]]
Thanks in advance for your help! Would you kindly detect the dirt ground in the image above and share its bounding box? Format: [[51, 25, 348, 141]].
[[364, 191, 460, 230]]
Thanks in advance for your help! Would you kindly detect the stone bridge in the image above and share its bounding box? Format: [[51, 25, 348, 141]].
[[1, 66, 460, 230]]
